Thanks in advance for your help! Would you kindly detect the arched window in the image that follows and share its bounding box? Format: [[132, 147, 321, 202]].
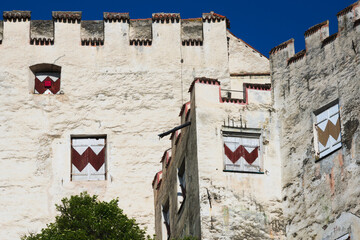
[[29, 63, 61, 94]]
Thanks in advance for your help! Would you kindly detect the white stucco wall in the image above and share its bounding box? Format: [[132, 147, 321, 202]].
[[0, 14, 235, 239]]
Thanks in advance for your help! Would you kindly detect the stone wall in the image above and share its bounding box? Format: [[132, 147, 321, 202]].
[[0, 10, 269, 239], [270, 1, 360, 239], [153, 94, 201, 239], [154, 77, 285, 240], [193, 80, 284, 240]]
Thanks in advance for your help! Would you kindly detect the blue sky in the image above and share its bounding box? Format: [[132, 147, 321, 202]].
[[1, 0, 356, 56]]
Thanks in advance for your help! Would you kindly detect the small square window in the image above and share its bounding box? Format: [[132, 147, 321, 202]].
[[71, 136, 106, 181], [34, 72, 61, 94], [314, 102, 342, 159], [177, 159, 186, 211], [223, 131, 262, 173]]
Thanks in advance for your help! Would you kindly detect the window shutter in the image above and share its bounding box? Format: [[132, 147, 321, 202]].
[[316, 103, 341, 158], [223, 135, 261, 172], [88, 138, 106, 180], [71, 137, 106, 181], [35, 72, 61, 94]]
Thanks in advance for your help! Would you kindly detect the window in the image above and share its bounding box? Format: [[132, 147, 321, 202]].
[[34, 72, 61, 94], [30, 63, 62, 94], [223, 131, 262, 173], [162, 202, 170, 240], [71, 136, 106, 181], [314, 102, 341, 159], [177, 159, 186, 210]]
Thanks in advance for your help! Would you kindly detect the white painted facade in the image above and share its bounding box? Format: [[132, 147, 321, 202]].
[[0, 11, 269, 239]]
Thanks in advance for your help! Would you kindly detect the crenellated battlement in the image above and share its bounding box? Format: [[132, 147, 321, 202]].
[[3, 10, 31, 22], [270, 1, 360, 67], [304, 20, 328, 38], [52, 11, 81, 23], [269, 39, 294, 55], [0, 10, 229, 46], [152, 13, 180, 23], [81, 21, 104, 46], [30, 20, 53, 45], [103, 12, 129, 23]]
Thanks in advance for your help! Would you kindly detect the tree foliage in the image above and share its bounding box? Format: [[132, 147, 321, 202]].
[[22, 192, 153, 240]]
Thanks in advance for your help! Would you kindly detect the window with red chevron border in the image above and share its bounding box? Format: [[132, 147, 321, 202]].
[[30, 63, 62, 95], [71, 136, 106, 181], [222, 130, 263, 173], [314, 100, 342, 160], [34, 72, 61, 94]]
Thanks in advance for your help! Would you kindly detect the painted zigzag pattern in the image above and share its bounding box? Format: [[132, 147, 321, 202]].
[[35, 76, 61, 94], [317, 118, 340, 146], [71, 147, 105, 172], [224, 144, 258, 165]]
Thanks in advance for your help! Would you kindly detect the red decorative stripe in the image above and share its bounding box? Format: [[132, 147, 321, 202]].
[[245, 83, 271, 91], [71, 147, 88, 172], [88, 148, 105, 171], [35, 77, 60, 94], [152, 170, 162, 188], [71, 147, 105, 171], [179, 102, 190, 117], [175, 132, 181, 145], [224, 144, 258, 165], [188, 77, 220, 93], [221, 97, 246, 104]]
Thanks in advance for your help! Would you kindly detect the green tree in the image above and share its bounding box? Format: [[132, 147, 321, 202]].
[[22, 192, 153, 240]]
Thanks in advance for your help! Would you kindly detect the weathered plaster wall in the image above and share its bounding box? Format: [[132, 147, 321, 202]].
[[228, 30, 269, 75], [0, 11, 235, 239], [228, 75, 270, 99], [153, 95, 201, 239], [270, 2, 360, 239], [192, 80, 284, 239]]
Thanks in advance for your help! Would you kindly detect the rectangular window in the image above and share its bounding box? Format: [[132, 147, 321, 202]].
[[177, 159, 186, 211], [314, 102, 341, 159], [223, 132, 262, 173], [161, 202, 170, 240], [34, 72, 61, 94], [71, 136, 106, 181]]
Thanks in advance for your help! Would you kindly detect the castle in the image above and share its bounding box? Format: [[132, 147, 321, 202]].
[[0, 2, 359, 240]]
